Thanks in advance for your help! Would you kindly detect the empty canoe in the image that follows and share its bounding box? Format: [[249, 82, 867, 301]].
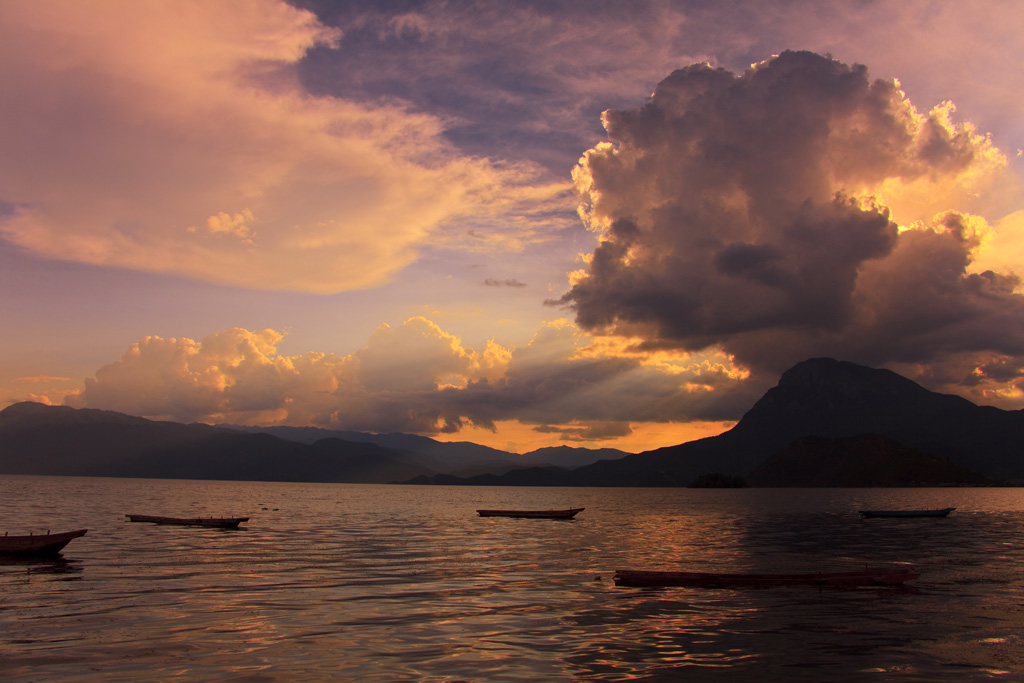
[[126, 514, 249, 528], [858, 508, 955, 518], [613, 566, 919, 588], [0, 529, 88, 555], [476, 508, 584, 519]]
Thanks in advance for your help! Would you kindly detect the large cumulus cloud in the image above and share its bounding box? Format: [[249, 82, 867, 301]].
[[557, 51, 1024, 400], [64, 320, 748, 442]]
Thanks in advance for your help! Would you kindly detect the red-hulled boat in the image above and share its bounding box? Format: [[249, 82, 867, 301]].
[[859, 508, 955, 518], [613, 565, 919, 588], [0, 529, 88, 555], [476, 508, 584, 519], [126, 514, 249, 528]]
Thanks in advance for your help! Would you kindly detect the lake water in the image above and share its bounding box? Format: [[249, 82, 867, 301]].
[[1, 476, 1023, 681]]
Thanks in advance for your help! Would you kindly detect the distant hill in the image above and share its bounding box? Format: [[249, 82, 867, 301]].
[[0, 402, 433, 483], [222, 424, 630, 474], [220, 424, 515, 474], [0, 402, 629, 483], [411, 358, 1024, 487], [514, 446, 630, 469]]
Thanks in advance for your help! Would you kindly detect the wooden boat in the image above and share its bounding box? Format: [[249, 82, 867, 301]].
[[0, 529, 88, 555], [476, 507, 584, 519], [858, 507, 955, 518], [613, 565, 919, 588], [126, 514, 249, 528]]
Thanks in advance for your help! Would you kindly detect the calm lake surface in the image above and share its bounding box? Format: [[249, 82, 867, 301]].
[[1, 476, 1023, 681]]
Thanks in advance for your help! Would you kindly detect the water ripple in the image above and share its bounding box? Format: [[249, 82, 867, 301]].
[[2, 478, 1024, 680]]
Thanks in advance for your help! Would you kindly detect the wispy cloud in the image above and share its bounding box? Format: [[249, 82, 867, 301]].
[[14, 376, 71, 384], [483, 278, 527, 288], [0, 1, 570, 294]]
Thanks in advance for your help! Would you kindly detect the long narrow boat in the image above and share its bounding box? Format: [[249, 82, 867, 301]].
[[476, 508, 584, 519], [0, 529, 88, 555], [613, 565, 918, 588], [858, 507, 955, 518], [126, 514, 249, 528]]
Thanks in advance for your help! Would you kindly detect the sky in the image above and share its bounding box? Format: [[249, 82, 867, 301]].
[[2, 0, 1024, 454]]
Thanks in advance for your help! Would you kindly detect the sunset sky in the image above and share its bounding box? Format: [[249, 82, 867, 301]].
[[3, 0, 1024, 454]]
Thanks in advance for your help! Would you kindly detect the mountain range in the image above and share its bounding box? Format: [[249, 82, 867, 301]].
[[1, 357, 1021, 486], [0, 401, 628, 483]]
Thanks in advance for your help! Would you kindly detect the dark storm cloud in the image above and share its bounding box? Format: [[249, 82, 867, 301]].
[[287, 0, 718, 176], [558, 51, 1021, 378]]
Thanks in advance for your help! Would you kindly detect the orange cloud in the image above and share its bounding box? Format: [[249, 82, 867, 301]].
[[0, 1, 571, 293], [13, 376, 71, 383], [62, 311, 1024, 449], [64, 317, 760, 448]]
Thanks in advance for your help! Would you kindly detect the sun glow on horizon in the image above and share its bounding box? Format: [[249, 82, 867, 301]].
[[431, 419, 736, 454]]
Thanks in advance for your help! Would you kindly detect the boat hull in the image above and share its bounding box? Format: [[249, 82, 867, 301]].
[[126, 514, 249, 528], [476, 508, 584, 519], [859, 508, 955, 518], [613, 566, 919, 588], [0, 529, 88, 555]]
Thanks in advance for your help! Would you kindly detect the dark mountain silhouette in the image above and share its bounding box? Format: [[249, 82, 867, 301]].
[[0, 402, 231, 476], [717, 358, 1023, 481], [514, 446, 629, 469], [411, 358, 1024, 486], [220, 424, 515, 473], [222, 424, 629, 473], [0, 402, 433, 482], [0, 402, 626, 483], [748, 434, 992, 487], [3, 358, 1022, 485]]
